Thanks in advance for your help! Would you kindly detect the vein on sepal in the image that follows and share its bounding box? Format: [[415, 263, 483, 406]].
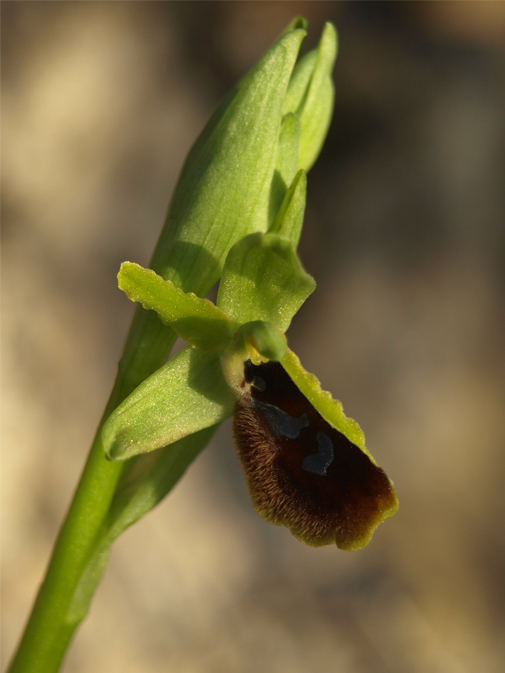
[[102, 347, 235, 460]]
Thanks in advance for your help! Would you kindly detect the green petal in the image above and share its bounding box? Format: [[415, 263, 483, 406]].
[[118, 262, 233, 351], [217, 232, 316, 332], [277, 113, 300, 188], [281, 348, 369, 457], [102, 347, 234, 460]]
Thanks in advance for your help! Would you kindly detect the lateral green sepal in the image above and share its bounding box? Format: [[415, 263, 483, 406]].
[[117, 262, 233, 351], [102, 347, 235, 460]]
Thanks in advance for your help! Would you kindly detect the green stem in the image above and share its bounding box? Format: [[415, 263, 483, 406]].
[[8, 309, 177, 673], [8, 430, 122, 673]]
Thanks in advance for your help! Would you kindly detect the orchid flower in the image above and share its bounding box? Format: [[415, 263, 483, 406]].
[[101, 21, 397, 550]]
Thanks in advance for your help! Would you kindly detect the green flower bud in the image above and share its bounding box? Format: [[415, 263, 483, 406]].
[[150, 27, 307, 296], [283, 22, 337, 172]]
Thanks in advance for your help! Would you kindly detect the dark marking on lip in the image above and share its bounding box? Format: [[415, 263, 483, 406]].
[[302, 431, 334, 476], [252, 399, 309, 440]]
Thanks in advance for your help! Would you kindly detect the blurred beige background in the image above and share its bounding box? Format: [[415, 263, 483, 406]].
[[2, 2, 505, 672]]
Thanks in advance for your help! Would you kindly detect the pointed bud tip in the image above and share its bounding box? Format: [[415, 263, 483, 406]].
[[281, 16, 308, 35], [319, 22, 338, 64]]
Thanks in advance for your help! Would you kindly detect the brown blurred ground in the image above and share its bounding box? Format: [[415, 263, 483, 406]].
[[2, 2, 505, 672]]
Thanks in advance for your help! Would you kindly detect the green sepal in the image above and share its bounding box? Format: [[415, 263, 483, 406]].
[[269, 169, 307, 249], [149, 27, 306, 297], [102, 347, 234, 460], [118, 262, 233, 351], [283, 22, 337, 172], [217, 232, 315, 332]]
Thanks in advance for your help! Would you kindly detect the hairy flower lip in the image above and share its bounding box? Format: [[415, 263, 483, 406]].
[[233, 358, 399, 550]]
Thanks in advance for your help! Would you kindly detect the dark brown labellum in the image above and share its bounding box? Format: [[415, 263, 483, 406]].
[[233, 360, 398, 549]]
